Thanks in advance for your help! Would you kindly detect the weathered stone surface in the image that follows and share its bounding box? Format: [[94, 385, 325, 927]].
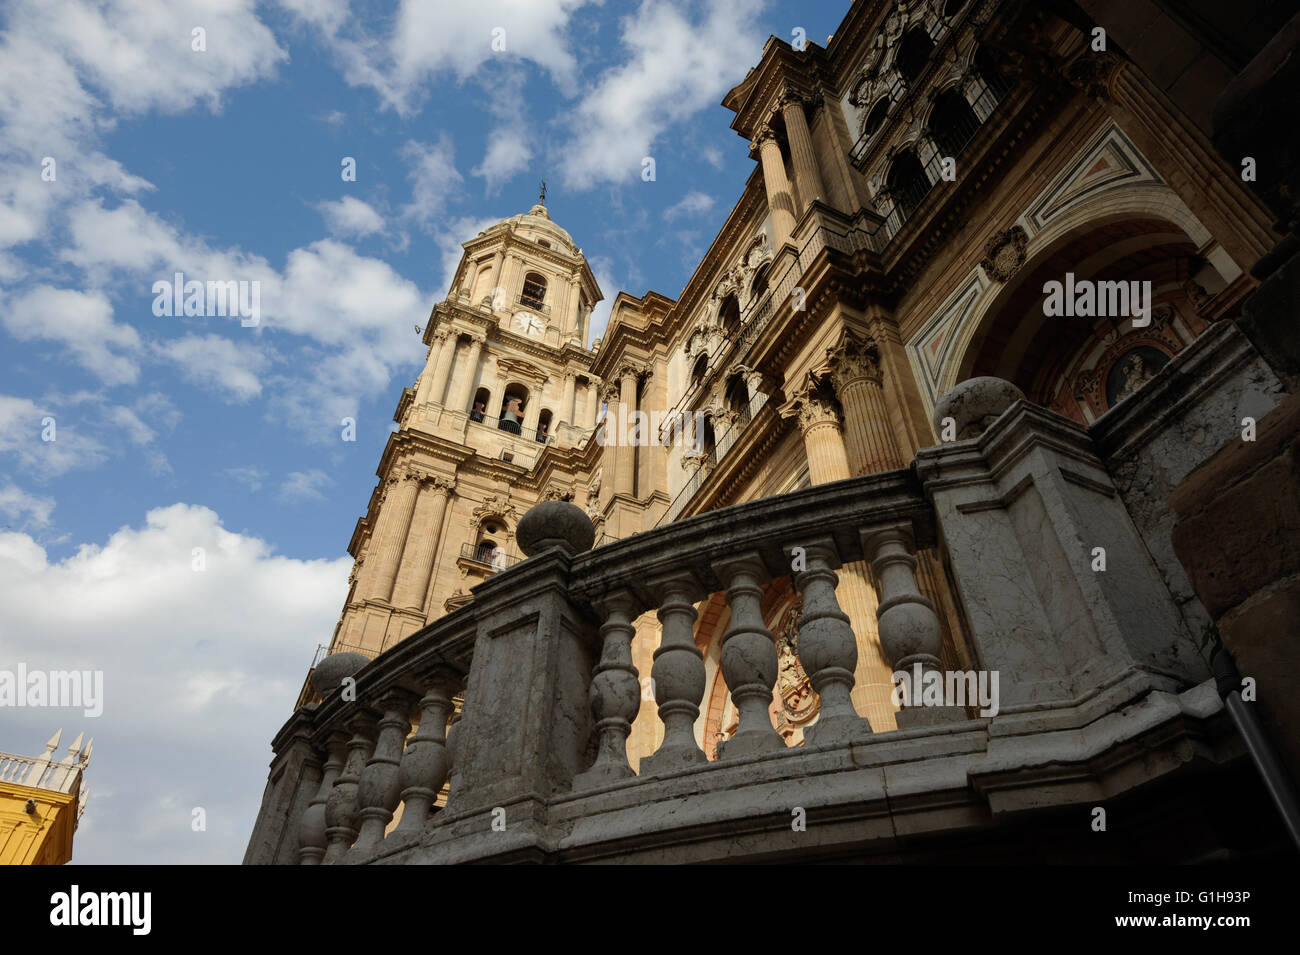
[[311, 652, 369, 696], [932, 377, 1025, 439]]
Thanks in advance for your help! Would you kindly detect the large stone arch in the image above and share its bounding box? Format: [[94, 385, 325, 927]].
[[940, 181, 1225, 403]]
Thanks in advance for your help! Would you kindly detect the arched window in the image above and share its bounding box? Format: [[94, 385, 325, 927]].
[[536, 409, 553, 444], [928, 88, 981, 159], [896, 28, 934, 85], [749, 263, 771, 303], [470, 386, 491, 422], [862, 98, 891, 139], [690, 353, 708, 390], [943, 0, 964, 19], [521, 272, 547, 310], [887, 149, 930, 221], [702, 416, 717, 463], [726, 375, 751, 426], [718, 295, 741, 337], [498, 384, 528, 434], [475, 523, 505, 566]]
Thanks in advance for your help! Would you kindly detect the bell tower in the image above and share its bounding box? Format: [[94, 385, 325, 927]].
[[328, 198, 604, 658]]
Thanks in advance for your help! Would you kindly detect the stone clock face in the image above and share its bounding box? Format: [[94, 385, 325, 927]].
[[513, 312, 545, 338]]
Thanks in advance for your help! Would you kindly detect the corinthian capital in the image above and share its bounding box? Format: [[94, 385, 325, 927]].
[[749, 123, 778, 153], [827, 336, 883, 389], [778, 381, 842, 433]]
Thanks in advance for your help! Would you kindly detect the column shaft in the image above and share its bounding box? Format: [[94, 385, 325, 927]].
[[782, 95, 826, 211], [560, 373, 577, 426], [614, 374, 637, 496], [361, 474, 420, 604], [449, 337, 484, 412], [756, 135, 797, 247], [426, 333, 456, 407], [390, 482, 452, 612]]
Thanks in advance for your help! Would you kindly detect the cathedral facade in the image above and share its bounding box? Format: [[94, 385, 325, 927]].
[[248, 0, 1298, 863], [321, 0, 1273, 761]]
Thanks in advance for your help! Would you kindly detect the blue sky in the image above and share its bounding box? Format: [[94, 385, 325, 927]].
[[0, 0, 849, 863]]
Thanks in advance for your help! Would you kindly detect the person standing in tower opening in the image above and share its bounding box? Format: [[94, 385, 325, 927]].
[[470, 398, 486, 423]]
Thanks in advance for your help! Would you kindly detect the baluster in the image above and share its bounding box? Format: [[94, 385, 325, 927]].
[[714, 553, 785, 758], [393, 669, 459, 835], [641, 572, 708, 773], [790, 538, 872, 742], [352, 690, 416, 853], [575, 592, 641, 786], [863, 523, 964, 727], [298, 731, 347, 864], [323, 712, 377, 863]]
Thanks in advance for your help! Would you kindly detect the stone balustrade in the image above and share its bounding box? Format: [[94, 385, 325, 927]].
[[245, 366, 1261, 864]]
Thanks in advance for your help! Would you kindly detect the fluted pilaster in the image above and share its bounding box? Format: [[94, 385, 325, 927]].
[[390, 476, 454, 612]]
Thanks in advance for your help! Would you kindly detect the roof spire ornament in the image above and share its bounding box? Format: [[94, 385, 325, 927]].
[[538, 179, 547, 206]]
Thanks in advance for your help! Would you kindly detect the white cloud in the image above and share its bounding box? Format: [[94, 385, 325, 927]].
[[221, 466, 267, 493], [280, 469, 333, 503], [153, 334, 270, 403], [474, 129, 532, 194], [280, 0, 597, 112], [2, 285, 141, 385], [557, 0, 767, 188], [29, 0, 285, 115], [0, 503, 350, 863], [0, 481, 55, 528], [317, 196, 385, 238], [663, 190, 716, 221], [401, 136, 465, 227], [0, 0, 282, 252]]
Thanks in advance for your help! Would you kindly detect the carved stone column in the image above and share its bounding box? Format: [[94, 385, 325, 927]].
[[448, 333, 485, 412], [780, 385, 851, 483], [752, 124, 797, 247], [780, 90, 826, 212], [585, 379, 601, 429], [390, 476, 454, 612], [828, 337, 904, 475]]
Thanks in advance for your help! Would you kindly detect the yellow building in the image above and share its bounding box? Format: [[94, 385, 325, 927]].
[[0, 730, 91, 865]]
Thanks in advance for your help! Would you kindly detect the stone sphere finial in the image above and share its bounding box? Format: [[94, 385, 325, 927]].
[[516, 500, 595, 556], [311, 652, 369, 696], [933, 377, 1025, 440]]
